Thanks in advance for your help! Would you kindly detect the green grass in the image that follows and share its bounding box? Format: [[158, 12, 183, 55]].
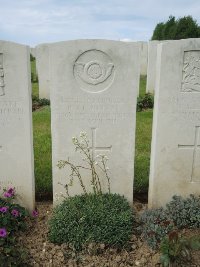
[[134, 110, 153, 193], [31, 68, 153, 197], [33, 106, 52, 196], [139, 75, 147, 97]]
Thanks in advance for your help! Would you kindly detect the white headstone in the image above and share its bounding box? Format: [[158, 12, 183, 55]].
[[139, 41, 148, 76], [0, 41, 35, 211], [50, 40, 140, 205], [149, 38, 200, 208], [36, 44, 50, 99], [146, 41, 161, 93]]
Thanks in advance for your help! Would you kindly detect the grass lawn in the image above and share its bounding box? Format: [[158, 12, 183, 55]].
[[32, 66, 153, 197]]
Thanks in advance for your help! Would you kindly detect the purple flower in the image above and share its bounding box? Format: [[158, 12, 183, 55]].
[[3, 192, 12, 198], [0, 228, 7, 238], [0, 207, 8, 213], [32, 210, 38, 217], [7, 187, 15, 196], [11, 209, 19, 217]]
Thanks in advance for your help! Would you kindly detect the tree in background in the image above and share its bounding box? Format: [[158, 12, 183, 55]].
[[152, 15, 200, 40]]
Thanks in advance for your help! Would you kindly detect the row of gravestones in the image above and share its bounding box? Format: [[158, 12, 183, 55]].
[[34, 41, 148, 99], [0, 39, 200, 212], [33, 41, 179, 99]]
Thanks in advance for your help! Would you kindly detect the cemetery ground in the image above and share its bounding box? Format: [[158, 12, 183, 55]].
[[2, 57, 199, 266], [25, 65, 200, 266]]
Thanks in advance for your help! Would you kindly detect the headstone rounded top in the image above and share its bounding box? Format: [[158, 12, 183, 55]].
[[73, 49, 115, 93]]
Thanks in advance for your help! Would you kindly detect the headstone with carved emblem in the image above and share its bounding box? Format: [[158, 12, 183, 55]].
[[49, 40, 140, 205], [149, 39, 200, 208]]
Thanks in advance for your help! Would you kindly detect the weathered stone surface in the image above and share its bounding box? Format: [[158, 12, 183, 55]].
[[138, 41, 148, 76], [146, 41, 161, 93], [0, 41, 34, 211], [50, 40, 140, 205], [149, 39, 200, 208], [36, 44, 50, 99]]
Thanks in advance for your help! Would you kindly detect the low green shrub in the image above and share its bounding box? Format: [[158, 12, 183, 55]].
[[49, 193, 134, 250], [139, 208, 175, 249], [140, 195, 200, 250], [137, 93, 154, 111], [166, 195, 200, 229], [32, 95, 50, 111]]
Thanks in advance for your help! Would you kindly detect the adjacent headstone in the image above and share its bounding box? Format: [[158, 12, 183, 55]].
[[139, 41, 148, 76], [149, 38, 200, 208], [146, 41, 161, 93], [0, 41, 35, 211], [50, 40, 140, 205], [36, 44, 50, 99]]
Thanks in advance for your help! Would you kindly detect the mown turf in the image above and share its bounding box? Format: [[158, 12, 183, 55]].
[[33, 106, 52, 195], [139, 75, 147, 97], [134, 110, 153, 193]]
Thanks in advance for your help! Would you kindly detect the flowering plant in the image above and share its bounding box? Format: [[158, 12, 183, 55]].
[[57, 131, 111, 197], [0, 186, 38, 264]]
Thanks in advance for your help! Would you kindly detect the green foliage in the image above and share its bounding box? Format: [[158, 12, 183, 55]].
[[152, 22, 165, 41], [152, 15, 200, 40], [139, 208, 175, 249], [32, 95, 50, 111], [160, 231, 200, 267], [48, 193, 134, 250], [166, 195, 200, 229], [175, 16, 200, 39], [140, 195, 200, 250], [0, 188, 32, 265], [30, 54, 35, 62], [137, 93, 154, 112]]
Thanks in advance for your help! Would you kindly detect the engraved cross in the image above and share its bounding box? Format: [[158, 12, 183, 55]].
[[90, 128, 112, 160], [178, 126, 200, 182]]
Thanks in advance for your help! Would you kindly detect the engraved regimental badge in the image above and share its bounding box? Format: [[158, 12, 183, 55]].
[[74, 49, 115, 93]]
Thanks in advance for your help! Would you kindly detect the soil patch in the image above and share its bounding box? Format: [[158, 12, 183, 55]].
[[17, 201, 200, 266]]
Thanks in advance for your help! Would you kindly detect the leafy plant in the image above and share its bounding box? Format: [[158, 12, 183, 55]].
[[49, 132, 134, 251], [137, 93, 154, 112], [139, 208, 175, 249], [166, 195, 200, 229], [0, 187, 38, 265], [160, 231, 200, 267], [49, 193, 134, 250], [32, 95, 50, 111]]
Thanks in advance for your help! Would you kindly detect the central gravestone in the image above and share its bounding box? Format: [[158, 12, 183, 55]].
[[50, 40, 140, 205]]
